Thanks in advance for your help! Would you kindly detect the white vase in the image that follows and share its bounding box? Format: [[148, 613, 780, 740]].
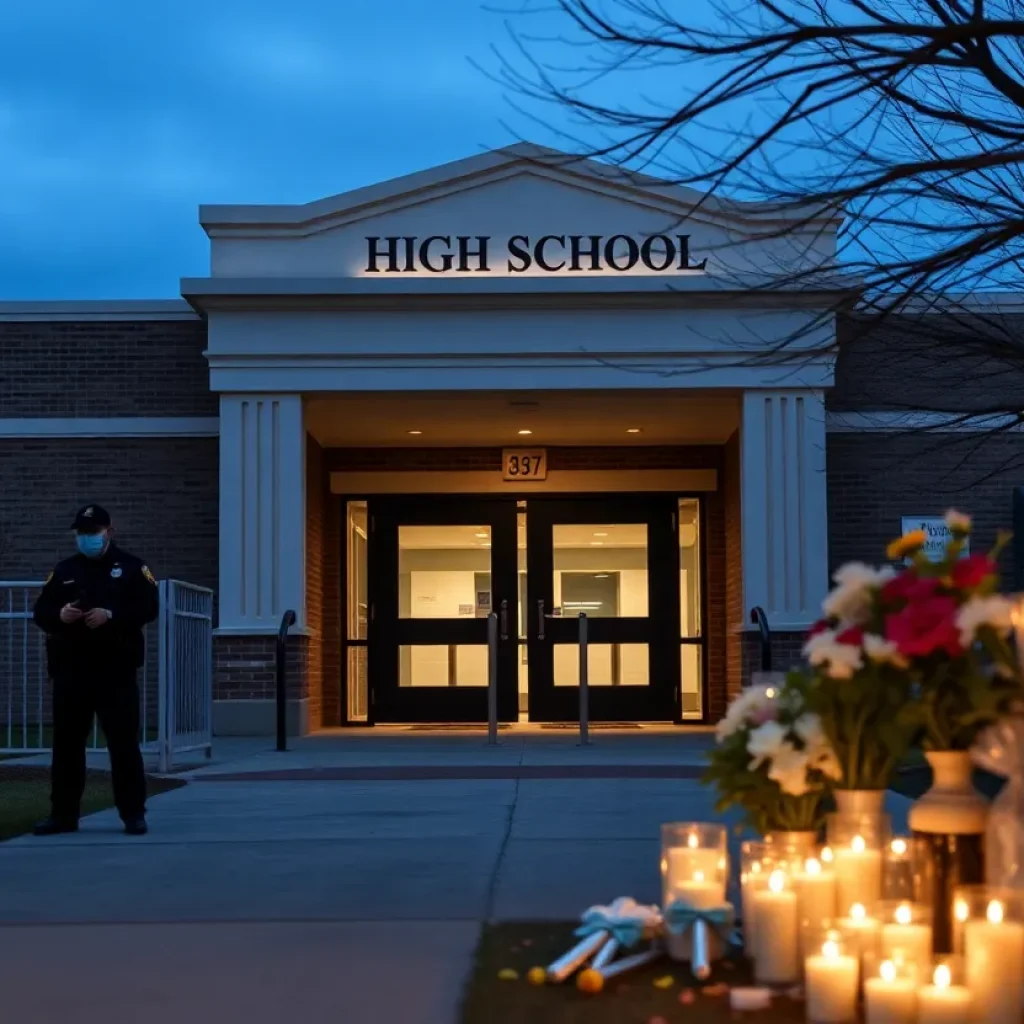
[[908, 751, 987, 953]]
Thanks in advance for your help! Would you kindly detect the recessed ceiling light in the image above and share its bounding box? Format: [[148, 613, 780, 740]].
[[594, 573, 609, 579], [626, 427, 642, 434], [593, 531, 608, 537], [590, 541, 604, 546], [407, 429, 423, 436], [517, 429, 533, 436], [474, 532, 488, 539]]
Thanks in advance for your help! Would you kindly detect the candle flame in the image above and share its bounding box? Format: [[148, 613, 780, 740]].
[[804, 857, 821, 876], [694, 870, 705, 882], [687, 833, 699, 849], [768, 870, 786, 894], [850, 903, 866, 921], [895, 903, 912, 926], [934, 964, 951, 990], [890, 838, 907, 856], [821, 846, 834, 864], [955, 899, 969, 923], [765, 687, 776, 698], [660, 858, 668, 874], [880, 960, 897, 983], [751, 861, 762, 874], [851, 835, 866, 854], [822, 939, 839, 959], [988, 900, 1005, 925]]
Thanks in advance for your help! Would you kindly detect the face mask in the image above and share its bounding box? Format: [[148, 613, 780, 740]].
[[76, 532, 107, 558]]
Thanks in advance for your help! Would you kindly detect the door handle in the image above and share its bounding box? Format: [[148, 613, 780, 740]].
[[499, 599, 509, 641], [537, 598, 545, 641]]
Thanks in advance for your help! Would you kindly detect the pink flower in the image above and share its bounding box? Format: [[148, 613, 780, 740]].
[[835, 625, 864, 646], [885, 595, 963, 658], [950, 555, 997, 591]]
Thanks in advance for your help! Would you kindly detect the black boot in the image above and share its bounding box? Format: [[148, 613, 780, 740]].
[[122, 815, 148, 836], [33, 816, 79, 836]]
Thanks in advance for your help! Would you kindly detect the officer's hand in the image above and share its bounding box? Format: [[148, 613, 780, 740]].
[[83, 608, 111, 629], [60, 603, 83, 624]]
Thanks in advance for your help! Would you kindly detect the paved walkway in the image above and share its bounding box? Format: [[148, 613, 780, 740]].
[[0, 731, 911, 1023]]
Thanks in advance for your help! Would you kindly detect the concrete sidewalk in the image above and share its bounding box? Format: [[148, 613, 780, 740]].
[[0, 733, 911, 1024]]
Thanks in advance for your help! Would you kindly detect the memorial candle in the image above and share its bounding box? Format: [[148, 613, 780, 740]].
[[804, 934, 858, 1023], [834, 833, 882, 913], [752, 870, 799, 984], [964, 898, 1024, 1022], [918, 964, 972, 1024], [796, 857, 837, 954], [863, 958, 916, 1024], [879, 902, 932, 966]]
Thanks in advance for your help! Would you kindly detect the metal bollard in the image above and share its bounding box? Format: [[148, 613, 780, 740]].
[[487, 611, 499, 746], [578, 612, 590, 746]]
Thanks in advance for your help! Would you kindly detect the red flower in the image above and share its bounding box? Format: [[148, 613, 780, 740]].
[[835, 625, 865, 646], [807, 619, 832, 639], [882, 571, 940, 605], [885, 595, 963, 658], [950, 555, 997, 590]]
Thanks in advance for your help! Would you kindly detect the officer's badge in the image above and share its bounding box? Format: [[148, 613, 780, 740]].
[[142, 565, 156, 585], [111, 567, 123, 578]]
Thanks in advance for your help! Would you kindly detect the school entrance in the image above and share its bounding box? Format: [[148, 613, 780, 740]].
[[349, 493, 705, 724]]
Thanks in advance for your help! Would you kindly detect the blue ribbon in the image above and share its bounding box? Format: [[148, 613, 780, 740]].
[[662, 900, 733, 938], [574, 910, 648, 948]]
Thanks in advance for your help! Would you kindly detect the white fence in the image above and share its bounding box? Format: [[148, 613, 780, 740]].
[[0, 579, 213, 772]]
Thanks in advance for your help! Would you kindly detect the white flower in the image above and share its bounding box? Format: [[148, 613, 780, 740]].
[[822, 562, 896, 624], [945, 509, 972, 532], [768, 742, 811, 796], [863, 633, 904, 666], [956, 595, 1015, 646], [715, 684, 777, 742], [805, 630, 864, 680], [747, 720, 788, 769], [793, 713, 843, 781], [811, 745, 844, 781], [794, 713, 824, 746]]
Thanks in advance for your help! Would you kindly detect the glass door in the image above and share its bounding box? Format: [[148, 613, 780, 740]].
[[368, 497, 519, 722], [526, 496, 681, 722]]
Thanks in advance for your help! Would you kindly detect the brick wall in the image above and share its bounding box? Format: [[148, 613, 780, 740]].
[[741, 631, 806, 685], [213, 634, 310, 702], [0, 319, 214, 417], [305, 438, 324, 729], [0, 438, 218, 589], [322, 491, 342, 726], [827, 432, 1024, 573]]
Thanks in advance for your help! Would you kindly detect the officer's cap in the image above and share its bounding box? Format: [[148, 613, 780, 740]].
[[71, 504, 112, 531]]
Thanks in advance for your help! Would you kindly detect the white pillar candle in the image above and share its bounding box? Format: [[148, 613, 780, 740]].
[[805, 937, 859, 1022], [838, 902, 882, 964], [667, 841, 722, 886], [864, 960, 916, 1024], [666, 876, 728, 962], [752, 870, 799, 984], [964, 899, 1024, 1023], [879, 904, 932, 967], [834, 834, 882, 913], [918, 965, 972, 1024], [741, 871, 766, 958], [797, 858, 837, 954]]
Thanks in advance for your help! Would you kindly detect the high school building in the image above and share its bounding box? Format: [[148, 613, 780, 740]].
[[2, 144, 1019, 734]]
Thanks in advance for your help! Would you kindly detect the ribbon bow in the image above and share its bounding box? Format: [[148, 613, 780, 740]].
[[575, 899, 661, 948], [662, 900, 733, 938]]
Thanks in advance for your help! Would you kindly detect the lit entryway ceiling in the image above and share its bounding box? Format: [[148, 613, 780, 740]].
[[305, 391, 740, 447]]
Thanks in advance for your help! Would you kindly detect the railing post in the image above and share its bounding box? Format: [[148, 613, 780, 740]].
[[157, 580, 170, 773], [276, 609, 297, 752], [578, 612, 590, 746], [487, 611, 499, 746]]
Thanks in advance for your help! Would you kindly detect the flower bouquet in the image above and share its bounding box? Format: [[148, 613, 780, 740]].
[[704, 683, 841, 835]]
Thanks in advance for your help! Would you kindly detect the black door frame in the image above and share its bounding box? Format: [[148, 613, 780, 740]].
[[525, 495, 681, 722], [346, 491, 706, 725], [367, 496, 519, 723]]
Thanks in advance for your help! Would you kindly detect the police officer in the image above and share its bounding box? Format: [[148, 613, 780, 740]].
[[32, 504, 159, 836]]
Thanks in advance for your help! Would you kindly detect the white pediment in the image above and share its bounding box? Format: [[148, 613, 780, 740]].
[[200, 144, 839, 285]]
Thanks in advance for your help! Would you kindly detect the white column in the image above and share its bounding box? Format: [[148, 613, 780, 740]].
[[740, 390, 829, 630], [218, 394, 306, 633]]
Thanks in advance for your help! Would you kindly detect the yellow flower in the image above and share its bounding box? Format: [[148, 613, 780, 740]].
[[498, 968, 519, 981], [527, 967, 547, 986], [886, 530, 927, 560]]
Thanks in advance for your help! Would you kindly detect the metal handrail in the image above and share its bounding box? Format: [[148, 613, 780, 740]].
[[750, 606, 772, 673], [578, 612, 590, 746], [276, 609, 297, 752]]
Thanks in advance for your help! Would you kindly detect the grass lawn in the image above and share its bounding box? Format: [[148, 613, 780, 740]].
[[461, 922, 805, 1024], [0, 765, 186, 841]]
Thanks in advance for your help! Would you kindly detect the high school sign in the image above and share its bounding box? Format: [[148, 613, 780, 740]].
[[365, 234, 708, 274]]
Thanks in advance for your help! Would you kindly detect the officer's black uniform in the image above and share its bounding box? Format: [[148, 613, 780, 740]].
[[32, 505, 159, 833]]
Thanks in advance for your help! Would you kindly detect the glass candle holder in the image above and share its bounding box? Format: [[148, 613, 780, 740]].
[[751, 866, 800, 985], [740, 840, 767, 959], [862, 952, 918, 1024], [804, 927, 859, 1023], [955, 886, 1024, 1022], [795, 854, 837, 960], [917, 956, 972, 1024], [661, 823, 729, 963], [876, 900, 933, 967], [827, 813, 888, 914], [882, 836, 924, 901], [836, 900, 882, 972]]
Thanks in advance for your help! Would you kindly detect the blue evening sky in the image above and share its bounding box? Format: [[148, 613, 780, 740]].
[[0, 0, 605, 299]]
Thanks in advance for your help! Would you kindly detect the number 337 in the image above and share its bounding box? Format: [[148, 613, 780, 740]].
[[504, 452, 546, 480]]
